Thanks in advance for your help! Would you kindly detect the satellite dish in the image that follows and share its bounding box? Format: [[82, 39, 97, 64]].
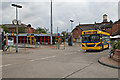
[[12, 19, 21, 25], [12, 19, 17, 25], [18, 20, 21, 25]]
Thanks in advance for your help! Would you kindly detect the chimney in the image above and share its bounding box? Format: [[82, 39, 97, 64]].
[[103, 14, 108, 23]]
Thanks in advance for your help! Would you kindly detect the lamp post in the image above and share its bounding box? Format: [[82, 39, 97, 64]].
[[70, 20, 74, 30], [50, 0, 53, 45], [11, 4, 22, 53], [57, 27, 59, 49], [70, 19, 74, 46]]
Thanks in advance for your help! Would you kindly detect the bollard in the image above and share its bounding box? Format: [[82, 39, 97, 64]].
[[35, 42, 37, 48], [55, 41, 57, 49], [8, 46, 12, 52], [25, 44, 26, 51], [38, 42, 40, 48], [64, 40, 65, 49], [0, 50, 2, 80], [39, 43, 40, 48], [58, 39, 60, 49]]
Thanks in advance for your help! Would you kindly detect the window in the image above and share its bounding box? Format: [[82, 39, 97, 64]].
[[91, 35, 100, 42], [26, 29, 28, 33], [10, 29, 12, 33], [82, 35, 90, 42], [14, 29, 15, 32], [82, 34, 100, 42]]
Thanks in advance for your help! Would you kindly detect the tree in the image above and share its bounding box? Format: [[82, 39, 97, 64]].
[[1, 25, 9, 33], [35, 27, 48, 34], [61, 31, 68, 39], [18, 27, 25, 33]]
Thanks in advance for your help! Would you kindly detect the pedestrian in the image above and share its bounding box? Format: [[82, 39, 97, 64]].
[[2, 38, 6, 51]]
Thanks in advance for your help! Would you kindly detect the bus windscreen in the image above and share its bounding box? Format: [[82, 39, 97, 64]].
[[82, 34, 100, 43]]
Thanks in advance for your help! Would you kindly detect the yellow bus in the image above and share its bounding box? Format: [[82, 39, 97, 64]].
[[82, 30, 110, 51]]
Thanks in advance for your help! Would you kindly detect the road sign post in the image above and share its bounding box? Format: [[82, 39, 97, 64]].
[[0, 30, 2, 50], [58, 33, 60, 49]]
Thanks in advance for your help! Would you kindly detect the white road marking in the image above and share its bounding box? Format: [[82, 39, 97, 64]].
[[4, 64, 12, 67], [65, 53, 73, 55], [41, 56, 56, 60], [65, 52, 77, 55], [29, 60, 36, 62], [29, 56, 56, 61], [0, 64, 12, 67]]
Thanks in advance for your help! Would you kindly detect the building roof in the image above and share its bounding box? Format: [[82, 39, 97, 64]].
[[78, 24, 96, 31], [114, 19, 120, 24], [72, 21, 114, 33], [1, 24, 27, 28], [99, 23, 113, 29]]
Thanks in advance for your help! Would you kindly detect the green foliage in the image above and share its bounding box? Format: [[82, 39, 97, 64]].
[[18, 27, 25, 33], [61, 31, 66, 36], [112, 39, 120, 50], [35, 27, 48, 34], [61, 31, 68, 39], [1, 25, 9, 33]]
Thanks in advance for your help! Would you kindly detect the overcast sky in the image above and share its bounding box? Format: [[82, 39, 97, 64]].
[[0, 0, 119, 33]]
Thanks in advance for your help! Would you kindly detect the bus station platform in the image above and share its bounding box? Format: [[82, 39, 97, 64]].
[[98, 56, 120, 69]]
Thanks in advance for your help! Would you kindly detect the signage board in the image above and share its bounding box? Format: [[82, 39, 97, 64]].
[[85, 31, 97, 34], [58, 33, 60, 36], [7, 37, 14, 46], [27, 34, 34, 36]]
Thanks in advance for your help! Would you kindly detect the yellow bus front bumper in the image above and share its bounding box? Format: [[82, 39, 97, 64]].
[[82, 46, 102, 50]]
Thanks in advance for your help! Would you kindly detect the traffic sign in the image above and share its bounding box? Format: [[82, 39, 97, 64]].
[[58, 33, 60, 36]]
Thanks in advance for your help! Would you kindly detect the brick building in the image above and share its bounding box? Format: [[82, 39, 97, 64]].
[[111, 19, 120, 35], [72, 24, 96, 40], [99, 20, 113, 35], [1, 24, 35, 33], [72, 14, 119, 42], [24, 24, 35, 33]]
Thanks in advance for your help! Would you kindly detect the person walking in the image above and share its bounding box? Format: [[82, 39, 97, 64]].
[[2, 39, 7, 51]]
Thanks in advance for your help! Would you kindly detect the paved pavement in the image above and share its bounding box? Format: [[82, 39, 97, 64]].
[[2, 45, 118, 78], [98, 56, 120, 69]]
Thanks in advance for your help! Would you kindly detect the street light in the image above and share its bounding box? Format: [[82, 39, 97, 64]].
[[70, 19, 74, 31], [11, 4, 22, 53], [69, 19, 74, 46]]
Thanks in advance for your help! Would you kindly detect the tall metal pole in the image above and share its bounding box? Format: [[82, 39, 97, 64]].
[[57, 27, 58, 35], [16, 7, 18, 52], [70, 20, 74, 46], [50, 0, 53, 45], [12, 4, 22, 52], [71, 22, 73, 46], [71, 22, 73, 30], [57, 27, 59, 49]]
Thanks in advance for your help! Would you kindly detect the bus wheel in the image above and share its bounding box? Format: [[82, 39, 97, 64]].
[[107, 44, 109, 49], [86, 50, 89, 52]]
